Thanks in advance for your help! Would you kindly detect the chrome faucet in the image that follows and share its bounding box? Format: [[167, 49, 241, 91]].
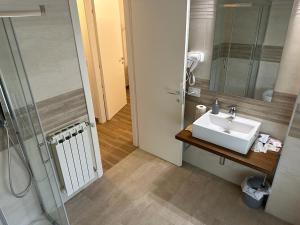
[[227, 105, 237, 121]]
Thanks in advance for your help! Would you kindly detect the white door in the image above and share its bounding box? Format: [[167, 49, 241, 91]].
[[127, 0, 189, 166], [93, 0, 127, 120]]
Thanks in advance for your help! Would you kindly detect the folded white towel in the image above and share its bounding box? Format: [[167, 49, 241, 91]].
[[253, 140, 264, 152], [252, 133, 282, 153]]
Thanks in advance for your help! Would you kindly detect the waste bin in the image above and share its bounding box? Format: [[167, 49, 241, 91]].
[[241, 176, 271, 208]]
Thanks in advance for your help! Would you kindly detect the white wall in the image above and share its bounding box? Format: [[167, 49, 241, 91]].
[[188, 0, 215, 80], [184, 148, 263, 185], [10, 0, 83, 102], [275, 0, 300, 95], [266, 93, 300, 224], [264, 2, 294, 46]]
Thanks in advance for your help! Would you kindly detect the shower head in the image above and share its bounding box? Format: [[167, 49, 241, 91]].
[[221, 3, 253, 8]]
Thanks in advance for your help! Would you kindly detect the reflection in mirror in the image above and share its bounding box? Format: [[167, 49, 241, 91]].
[[209, 0, 293, 102]]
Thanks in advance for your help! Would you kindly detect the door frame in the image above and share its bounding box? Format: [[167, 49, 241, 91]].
[[77, 0, 107, 123], [69, 0, 139, 147], [122, 0, 139, 147], [68, 0, 103, 177]]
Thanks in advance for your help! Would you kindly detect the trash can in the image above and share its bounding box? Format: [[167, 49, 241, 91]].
[[241, 176, 271, 209]]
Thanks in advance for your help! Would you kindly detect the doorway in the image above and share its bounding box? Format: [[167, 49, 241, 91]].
[[76, 0, 137, 172]]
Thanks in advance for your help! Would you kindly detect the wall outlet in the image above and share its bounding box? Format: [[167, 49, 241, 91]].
[[188, 87, 201, 97]]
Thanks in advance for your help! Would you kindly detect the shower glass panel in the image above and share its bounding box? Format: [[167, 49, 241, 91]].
[[0, 19, 69, 225], [210, 0, 270, 98]]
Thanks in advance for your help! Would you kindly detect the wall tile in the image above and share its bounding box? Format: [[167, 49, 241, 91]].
[[11, 0, 83, 102], [275, 0, 300, 95], [266, 91, 300, 224], [189, 0, 215, 80], [275, 136, 300, 176], [186, 79, 296, 127], [266, 169, 300, 224], [37, 88, 88, 134], [264, 1, 293, 46], [183, 146, 263, 185], [289, 104, 300, 138]]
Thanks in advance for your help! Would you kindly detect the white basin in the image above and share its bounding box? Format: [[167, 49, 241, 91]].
[[192, 110, 261, 154]]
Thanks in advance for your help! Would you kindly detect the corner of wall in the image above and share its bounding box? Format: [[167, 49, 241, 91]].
[[265, 93, 300, 224]]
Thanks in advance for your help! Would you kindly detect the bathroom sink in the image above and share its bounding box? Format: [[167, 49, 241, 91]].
[[192, 110, 261, 154]]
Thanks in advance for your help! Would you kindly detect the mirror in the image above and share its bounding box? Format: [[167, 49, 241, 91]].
[[209, 0, 293, 102]]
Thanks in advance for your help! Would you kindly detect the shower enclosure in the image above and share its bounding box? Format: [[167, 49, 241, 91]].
[[0, 18, 69, 225], [210, 0, 271, 98]]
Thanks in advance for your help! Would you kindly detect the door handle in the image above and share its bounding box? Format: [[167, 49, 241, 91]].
[[166, 88, 184, 104], [167, 90, 180, 95], [167, 89, 182, 103]]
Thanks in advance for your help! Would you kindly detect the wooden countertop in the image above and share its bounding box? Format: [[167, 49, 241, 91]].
[[175, 129, 281, 176]]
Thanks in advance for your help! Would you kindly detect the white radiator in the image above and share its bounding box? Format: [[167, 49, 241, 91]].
[[49, 122, 95, 196]]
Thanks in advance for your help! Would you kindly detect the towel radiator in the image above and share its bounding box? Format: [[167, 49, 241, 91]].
[[49, 122, 95, 196]]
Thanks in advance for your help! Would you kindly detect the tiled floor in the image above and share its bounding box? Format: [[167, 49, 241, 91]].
[[66, 149, 290, 225], [97, 89, 136, 171]]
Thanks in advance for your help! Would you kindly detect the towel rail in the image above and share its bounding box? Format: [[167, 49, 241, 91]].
[[0, 5, 45, 18]]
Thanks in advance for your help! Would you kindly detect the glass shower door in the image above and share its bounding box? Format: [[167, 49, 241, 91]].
[[222, 5, 262, 97], [211, 1, 270, 98], [0, 18, 69, 225]]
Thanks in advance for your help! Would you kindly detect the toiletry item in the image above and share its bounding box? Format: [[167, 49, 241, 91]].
[[252, 133, 282, 153], [258, 134, 270, 144], [211, 98, 219, 114], [253, 140, 264, 153], [264, 143, 280, 152], [195, 105, 207, 119], [269, 138, 282, 148]]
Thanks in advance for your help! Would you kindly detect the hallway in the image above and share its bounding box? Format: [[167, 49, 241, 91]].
[[97, 89, 136, 171]]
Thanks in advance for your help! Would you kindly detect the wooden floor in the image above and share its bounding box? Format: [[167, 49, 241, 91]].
[[97, 89, 136, 171], [66, 150, 290, 225]]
